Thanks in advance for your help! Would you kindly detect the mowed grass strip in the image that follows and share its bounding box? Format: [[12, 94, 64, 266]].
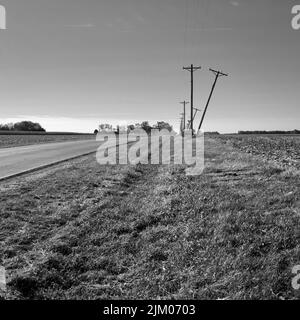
[[0, 137, 299, 299]]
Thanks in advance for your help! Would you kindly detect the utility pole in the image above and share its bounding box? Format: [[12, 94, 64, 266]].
[[180, 101, 189, 130], [192, 107, 201, 122], [186, 108, 201, 129], [179, 113, 184, 135], [183, 64, 201, 133], [198, 68, 228, 132]]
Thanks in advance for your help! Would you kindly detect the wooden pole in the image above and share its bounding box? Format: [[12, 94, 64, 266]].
[[198, 69, 228, 132]]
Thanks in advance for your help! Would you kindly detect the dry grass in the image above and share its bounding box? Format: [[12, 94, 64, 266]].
[[0, 136, 299, 299]]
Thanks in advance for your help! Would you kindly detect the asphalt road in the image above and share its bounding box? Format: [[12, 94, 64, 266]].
[[0, 140, 101, 181]]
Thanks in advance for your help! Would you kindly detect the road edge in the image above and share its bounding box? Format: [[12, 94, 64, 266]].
[[0, 151, 96, 183]]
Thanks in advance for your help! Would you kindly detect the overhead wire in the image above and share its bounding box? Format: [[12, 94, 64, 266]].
[[183, 0, 189, 64]]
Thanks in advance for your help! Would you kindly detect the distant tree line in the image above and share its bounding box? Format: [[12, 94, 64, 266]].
[[97, 121, 173, 135], [0, 121, 46, 132], [204, 131, 220, 135], [238, 130, 300, 135]]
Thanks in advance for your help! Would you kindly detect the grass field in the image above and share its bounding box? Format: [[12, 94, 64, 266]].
[[220, 134, 300, 169], [0, 135, 299, 299], [0, 133, 95, 149]]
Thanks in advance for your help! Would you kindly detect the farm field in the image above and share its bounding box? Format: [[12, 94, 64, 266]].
[[0, 135, 299, 300], [220, 134, 300, 169], [0, 133, 95, 149]]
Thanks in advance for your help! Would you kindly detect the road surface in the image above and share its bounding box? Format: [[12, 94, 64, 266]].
[[0, 140, 101, 181]]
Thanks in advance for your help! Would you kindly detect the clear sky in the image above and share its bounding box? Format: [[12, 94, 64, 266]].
[[0, 0, 299, 133]]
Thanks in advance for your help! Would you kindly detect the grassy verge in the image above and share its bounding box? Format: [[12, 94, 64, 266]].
[[0, 134, 95, 149], [0, 137, 299, 299]]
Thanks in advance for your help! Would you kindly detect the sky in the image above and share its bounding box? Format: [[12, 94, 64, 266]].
[[0, 0, 299, 133]]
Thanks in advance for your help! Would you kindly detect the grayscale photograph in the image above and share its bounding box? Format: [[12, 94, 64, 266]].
[[0, 0, 299, 311]]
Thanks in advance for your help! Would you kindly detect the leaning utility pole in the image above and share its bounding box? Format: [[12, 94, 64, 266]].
[[187, 108, 201, 129], [180, 100, 189, 130], [192, 107, 201, 121], [183, 64, 201, 133], [198, 68, 228, 132]]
